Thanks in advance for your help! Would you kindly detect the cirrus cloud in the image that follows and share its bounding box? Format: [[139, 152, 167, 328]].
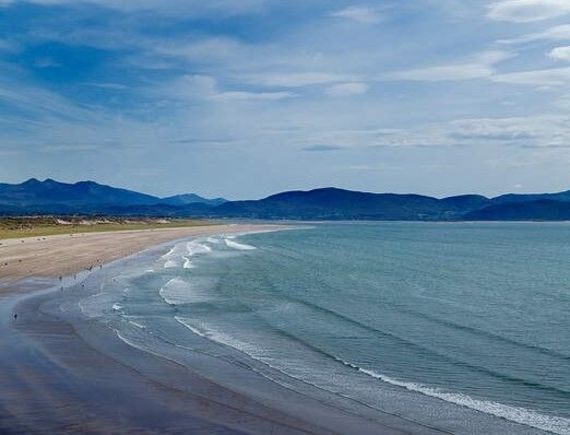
[[384, 51, 512, 82], [330, 6, 382, 24], [487, 0, 570, 23], [491, 66, 570, 85], [325, 82, 369, 97], [498, 24, 570, 44], [155, 74, 295, 102]]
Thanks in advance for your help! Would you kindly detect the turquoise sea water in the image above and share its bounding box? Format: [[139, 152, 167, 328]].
[[77, 223, 570, 434]]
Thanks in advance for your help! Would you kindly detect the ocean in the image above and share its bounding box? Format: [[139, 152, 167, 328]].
[[73, 223, 570, 434]]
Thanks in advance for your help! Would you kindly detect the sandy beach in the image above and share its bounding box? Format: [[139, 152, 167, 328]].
[[0, 224, 423, 434], [0, 224, 280, 288]]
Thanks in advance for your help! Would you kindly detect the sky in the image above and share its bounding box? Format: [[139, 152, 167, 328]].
[[0, 0, 569, 199]]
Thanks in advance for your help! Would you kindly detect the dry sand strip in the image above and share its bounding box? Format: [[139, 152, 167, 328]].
[[0, 223, 281, 290]]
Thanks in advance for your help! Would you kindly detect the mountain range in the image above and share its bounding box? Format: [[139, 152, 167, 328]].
[[1, 178, 570, 221], [0, 178, 225, 215]]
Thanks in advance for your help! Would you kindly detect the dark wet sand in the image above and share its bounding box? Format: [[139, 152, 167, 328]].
[[1, 290, 313, 433], [1, 288, 419, 434]]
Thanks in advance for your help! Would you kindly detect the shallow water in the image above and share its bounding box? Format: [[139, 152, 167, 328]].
[[75, 223, 570, 434]]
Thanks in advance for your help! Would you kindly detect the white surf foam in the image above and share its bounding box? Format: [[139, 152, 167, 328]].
[[115, 330, 148, 352], [79, 292, 117, 318], [161, 240, 212, 269], [175, 317, 207, 338], [186, 241, 212, 256], [163, 259, 179, 268], [161, 247, 176, 259], [127, 319, 146, 329], [159, 278, 212, 306], [224, 236, 256, 251], [162, 245, 183, 268], [183, 257, 194, 269], [348, 364, 569, 435], [174, 313, 569, 434], [175, 317, 262, 356], [175, 316, 349, 400]]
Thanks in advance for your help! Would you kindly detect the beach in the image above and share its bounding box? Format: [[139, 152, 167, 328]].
[[0, 223, 279, 288], [0, 224, 416, 434], [1, 222, 563, 434]]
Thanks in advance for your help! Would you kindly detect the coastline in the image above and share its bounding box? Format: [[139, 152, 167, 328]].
[[0, 225, 427, 434], [0, 223, 285, 288]]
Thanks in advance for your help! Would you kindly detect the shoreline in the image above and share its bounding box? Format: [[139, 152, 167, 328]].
[[0, 223, 286, 288], [0, 225, 424, 434]]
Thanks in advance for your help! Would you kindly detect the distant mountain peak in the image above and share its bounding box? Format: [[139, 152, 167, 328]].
[[160, 193, 227, 206], [0, 177, 160, 210], [22, 178, 68, 186], [22, 177, 41, 185]]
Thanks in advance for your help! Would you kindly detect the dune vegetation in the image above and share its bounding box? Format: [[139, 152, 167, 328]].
[[0, 217, 213, 240]]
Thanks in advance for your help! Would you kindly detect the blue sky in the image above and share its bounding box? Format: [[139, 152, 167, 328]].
[[0, 0, 569, 199]]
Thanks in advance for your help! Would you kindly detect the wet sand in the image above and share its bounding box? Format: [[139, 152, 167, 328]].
[[0, 226, 431, 434]]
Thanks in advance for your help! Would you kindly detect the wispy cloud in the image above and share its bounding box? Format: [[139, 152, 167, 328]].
[[244, 72, 352, 87], [297, 115, 570, 150], [156, 74, 295, 102], [212, 91, 295, 101], [384, 51, 512, 82], [86, 82, 129, 90], [330, 6, 382, 24], [487, 0, 570, 23], [325, 82, 369, 97], [444, 115, 570, 147], [39, 143, 105, 153], [491, 66, 570, 86], [498, 24, 570, 44], [302, 145, 343, 152], [153, 37, 249, 63], [0, 78, 96, 122]]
